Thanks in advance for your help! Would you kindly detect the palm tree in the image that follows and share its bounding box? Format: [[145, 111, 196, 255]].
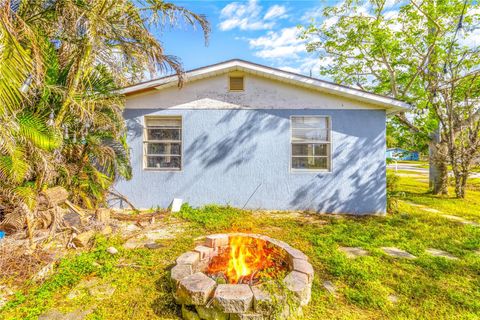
[[0, 0, 209, 236]]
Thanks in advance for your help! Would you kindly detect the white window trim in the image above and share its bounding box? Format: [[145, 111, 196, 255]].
[[289, 115, 332, 173], [143, 116, 183, 172]]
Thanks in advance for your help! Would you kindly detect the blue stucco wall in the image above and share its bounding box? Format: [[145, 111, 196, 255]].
[[115, 109, 387, 214]]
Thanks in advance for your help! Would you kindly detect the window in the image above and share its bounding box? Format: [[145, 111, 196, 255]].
[[229, 76, 244, 91], [291, 116, 331, 171], [144, 116, 182, 170]]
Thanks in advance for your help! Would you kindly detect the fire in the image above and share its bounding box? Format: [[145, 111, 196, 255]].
[[206, 236, 285, 284]]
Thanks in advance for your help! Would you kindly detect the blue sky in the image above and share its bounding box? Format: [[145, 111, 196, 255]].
[[157, 0, 336, 77], [155, 0, 480, 80]]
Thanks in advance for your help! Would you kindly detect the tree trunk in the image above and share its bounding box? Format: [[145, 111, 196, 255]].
[[454, 179, 464, 198], [37, 187, 69, 210], [429, 132, 449, 195], [453, 170, 469, 199]]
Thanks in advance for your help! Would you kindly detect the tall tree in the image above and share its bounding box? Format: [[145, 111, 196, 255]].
[[301, 0, 480, 195], [0, 0, 209, 234]]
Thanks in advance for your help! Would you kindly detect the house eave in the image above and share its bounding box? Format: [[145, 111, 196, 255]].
[[120, 59, 410, 113]]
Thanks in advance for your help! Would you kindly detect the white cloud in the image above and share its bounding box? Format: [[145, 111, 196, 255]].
[[248, 27, 306, 59], [264, 5, 288, 20], [460, 28, 480, 48], [299, 56, 334, 74], [218, 0, 289, 31], [301, 7, 324, 22], [219, 0, 278, 31], [275, 56, 333, 78]]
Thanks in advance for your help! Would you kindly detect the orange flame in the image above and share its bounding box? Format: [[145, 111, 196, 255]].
[[207, 236, 280, 284]]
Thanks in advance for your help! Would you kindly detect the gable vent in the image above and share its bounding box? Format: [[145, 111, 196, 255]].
[[229, 76, 244, 91]]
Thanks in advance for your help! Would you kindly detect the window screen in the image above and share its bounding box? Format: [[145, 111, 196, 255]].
[[291, 116, 331, 171], [144, 117, 182, 170]]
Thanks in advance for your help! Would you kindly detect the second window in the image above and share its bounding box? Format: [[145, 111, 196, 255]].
[[291, 116, 331, 171]]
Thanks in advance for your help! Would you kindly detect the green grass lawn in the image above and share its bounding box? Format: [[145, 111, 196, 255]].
[[1, 173, 480, 320]]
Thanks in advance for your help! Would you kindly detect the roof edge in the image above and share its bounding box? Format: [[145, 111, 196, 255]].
[[120, 59, 410, 112]]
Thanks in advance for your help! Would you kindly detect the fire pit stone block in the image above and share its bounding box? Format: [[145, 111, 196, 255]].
[[285, 247, 309, 262], [230, 312, 264, 320], [177, 251, 201, 266], [205, 234, 229, 248], [291, 258, 314, 283], [182, 305, 201, 320], [213, 284, 253, 313], [194, 245, 214, 260], [283, 271, 311, 306], [251, 285, 276, 316], [171, 264, 193, 285], [176, 272, 217, 305], [195, 305, 229, 320]]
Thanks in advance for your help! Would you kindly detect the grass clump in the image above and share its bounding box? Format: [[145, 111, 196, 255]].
[[175, 204, 252, 231]]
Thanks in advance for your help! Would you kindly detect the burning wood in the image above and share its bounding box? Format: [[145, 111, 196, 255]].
[[205, 236, 288, 284]]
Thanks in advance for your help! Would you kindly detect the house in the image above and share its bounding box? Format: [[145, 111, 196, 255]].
[[386, 148, 419, 161], [116, 60, 409, 214]]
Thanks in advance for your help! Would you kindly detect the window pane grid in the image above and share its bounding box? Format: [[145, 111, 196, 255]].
[[291, 116, 331, 171], [144, 117, 182, 170]]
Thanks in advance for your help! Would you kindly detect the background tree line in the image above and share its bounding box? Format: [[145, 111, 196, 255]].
[[301, 0, 480, 198]]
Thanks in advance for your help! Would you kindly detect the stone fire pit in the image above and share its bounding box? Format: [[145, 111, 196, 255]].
[[170, 233, 313, 320]]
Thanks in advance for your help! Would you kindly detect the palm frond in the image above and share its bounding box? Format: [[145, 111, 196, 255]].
[[17, 112, 61, 150], [0, 148, 30, 183]]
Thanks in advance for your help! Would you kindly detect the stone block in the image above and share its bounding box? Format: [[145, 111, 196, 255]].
[[195, 245, 214, 260], [213, 284, 253, 313], [176, 272, 216, 305], [264, 238, 290, 251], [177, 251, 201, 266], [251, 285, 278, 316], [283, 271, 311, 306], [182, 305, 201, 320], [230, 312, 264, 320], [145, 242, 164, 249], [285, 247, 309, 262], [205, 234, 229, 248], [381, 247, 416, 259], [171, 264, 193, 285], [195, 305, 229, 320], [72, 230, 95, 247], [291, 259, 314, 283], [426, 248, 458, 260], [338, 247, 369, 259]]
